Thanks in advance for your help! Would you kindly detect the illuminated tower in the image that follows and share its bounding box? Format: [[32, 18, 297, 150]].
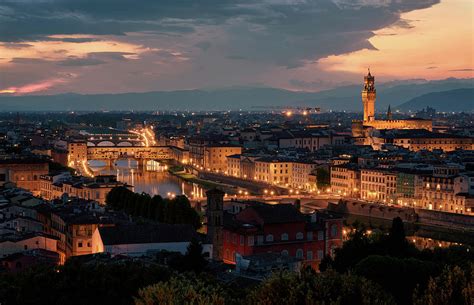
[[362, 69, 376, 122]]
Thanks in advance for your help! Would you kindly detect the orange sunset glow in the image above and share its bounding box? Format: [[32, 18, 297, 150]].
[[319, 0, 473, 80]]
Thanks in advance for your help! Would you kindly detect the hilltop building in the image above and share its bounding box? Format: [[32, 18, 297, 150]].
[[352, 70, 432, 138]]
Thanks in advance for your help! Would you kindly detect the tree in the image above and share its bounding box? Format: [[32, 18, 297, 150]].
[[135, 275, 228, 305], [316, 168, 330, 189], [0, 258, 171, 305], [354, 255, 438, 305], [248, 267, 396, 305], [382, 217, 417, 258], [105, 187, 201, 229], [413, 265, 473, 305], [182, 238, 207, 273]]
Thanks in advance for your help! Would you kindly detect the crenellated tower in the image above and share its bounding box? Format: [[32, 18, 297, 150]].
[[362, 69, 376, 122]]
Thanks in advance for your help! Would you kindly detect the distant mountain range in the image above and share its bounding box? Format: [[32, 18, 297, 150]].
[[396, 88, 474, 112], [0, 78, 472, 112]]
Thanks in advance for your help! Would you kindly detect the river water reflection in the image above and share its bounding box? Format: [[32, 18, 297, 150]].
[[89, 160, 205, 199]]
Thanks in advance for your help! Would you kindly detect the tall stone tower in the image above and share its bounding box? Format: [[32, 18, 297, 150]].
[[362, 69, 376, 122], [206, 188, 224, 261]]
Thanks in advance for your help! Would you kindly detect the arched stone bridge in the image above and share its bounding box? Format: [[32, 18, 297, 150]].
[[87, 146, 173, 166], [68, 141, 189, 169], [79, 128, 145, 147]]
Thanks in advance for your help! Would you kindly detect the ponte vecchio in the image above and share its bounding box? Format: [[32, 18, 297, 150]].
[[67, 127, 188, 172]]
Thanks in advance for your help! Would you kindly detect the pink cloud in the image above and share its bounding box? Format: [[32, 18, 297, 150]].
[[0, 78, 68, 95]]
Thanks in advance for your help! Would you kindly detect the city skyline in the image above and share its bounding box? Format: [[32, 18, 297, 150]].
[[0, 0, 473, 96]]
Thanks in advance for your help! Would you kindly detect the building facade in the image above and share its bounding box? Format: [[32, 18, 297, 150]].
[[222, 203, 343, 269], [352, 71, 433, 138]]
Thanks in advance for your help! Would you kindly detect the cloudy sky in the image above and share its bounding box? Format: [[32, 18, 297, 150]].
[[0, 0, 472, 95]]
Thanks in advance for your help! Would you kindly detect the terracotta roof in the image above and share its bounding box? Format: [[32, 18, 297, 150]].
[[247, 204, 306, 224], [98, 223, 196, 245]]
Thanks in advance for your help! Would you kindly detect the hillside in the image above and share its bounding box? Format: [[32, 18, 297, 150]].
[[0, 78, 472, 112], [396, 88, 474, 112]]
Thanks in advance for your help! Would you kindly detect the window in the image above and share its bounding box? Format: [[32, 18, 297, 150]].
[[78, 242, 83, 248], [257, 235, 264, 244], [248, 236, 254, 246], [307, 251, 313, 260], [266, 234, 274, 242], [317, 250, 324, 260], [24, 245, 28, 250], [296, 249, 304, 259], [282, 250, 289, 256], [318, 231, 324, 241], [307, 232, 313, 240], [296, 232, 304, 240], [281, 233, 289, 241], [331, 224, 338, 237]]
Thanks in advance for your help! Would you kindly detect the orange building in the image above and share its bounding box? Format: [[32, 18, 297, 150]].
[[0, 159, 49, 195]]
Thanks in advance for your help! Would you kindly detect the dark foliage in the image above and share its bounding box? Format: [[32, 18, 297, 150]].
[[0, 258, 171, 305], [321, 217, 473, 305], [105, 186, 201, 229]]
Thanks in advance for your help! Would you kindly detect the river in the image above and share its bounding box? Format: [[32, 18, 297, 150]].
[[89, 160, 206, 200]]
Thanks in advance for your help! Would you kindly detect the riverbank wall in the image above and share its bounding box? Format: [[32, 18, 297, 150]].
[[327, 200, 474, 234]]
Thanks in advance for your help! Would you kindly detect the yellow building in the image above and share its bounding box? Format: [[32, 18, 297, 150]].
[[40, 175, 131, 204], [0, 159, 49, 195], [67, 141, 88, 167], [361, 168, 397, 204], [420, 174, 472, 214], [254, 158, 293, 186], [226, 154, 241, 177], [389, 130, 473, 152], [50, 204, 117, 263], [330, 164, 360, 198], [203, 144, 242, 172], [291, 161, 317, 191]]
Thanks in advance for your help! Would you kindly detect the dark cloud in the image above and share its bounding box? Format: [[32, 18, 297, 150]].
[[47, 37, 101, 43], [56, 52, 135, 66], [56, 57, 107, 67], [10, 58, 48, 64], [1, 42, 33, 49], [0, 0, 439, 68]]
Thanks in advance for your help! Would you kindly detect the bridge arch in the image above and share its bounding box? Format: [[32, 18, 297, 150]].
[[117, 141, 133, 146], [97, 141, 115, 146], [87, 142, 96, 147]]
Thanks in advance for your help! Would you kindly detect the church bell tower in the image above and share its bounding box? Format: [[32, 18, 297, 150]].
[[362, 69, 376, 122], [206, 188, 224, 261]]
